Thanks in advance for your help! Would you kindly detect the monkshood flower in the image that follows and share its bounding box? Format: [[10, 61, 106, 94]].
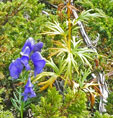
[[20, 37, 43, 56], [21, 37, 35, 54], [9, 58, 24, 79], [21, 56, 31, 71], [22, 77, 36, 101], [9, 37, 46, 79], [32, 42, 43, 52], [20, 46, 31, 71], [31, 52, 46, 77]]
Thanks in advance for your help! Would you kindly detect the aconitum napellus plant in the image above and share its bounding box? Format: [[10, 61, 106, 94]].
[[9, 37, 46, 101]]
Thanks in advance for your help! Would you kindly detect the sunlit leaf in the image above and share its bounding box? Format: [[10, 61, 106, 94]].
[[42, 21, 65, 36], [38, 75, 58, 91], [32, 72, 55, 84]]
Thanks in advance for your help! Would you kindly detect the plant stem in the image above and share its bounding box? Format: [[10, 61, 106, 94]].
[[67, 0, 71, 52], [21, 109, 23, 118], [20, 102, 24, 118]]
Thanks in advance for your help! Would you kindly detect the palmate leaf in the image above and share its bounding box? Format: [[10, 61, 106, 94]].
[[36, 37, 97, 91], [77, 53, 92, 68], [64, 52, 79, 78], [49, 47, 68, 58], [48, 39, 69, 58], [71, 38, 97, 69], [70, 69, 101, 110], [42, 21, 65, 36], [49, 38, 96, 73], [73, 9, 103, 24], [50, 47, 79, 78]]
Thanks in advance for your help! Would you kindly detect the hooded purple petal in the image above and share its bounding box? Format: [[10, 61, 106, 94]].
[[33, 42, 43, 52], [29, 91, 36, 98], [9, 58, 23, 79], [22, 88, 36, 101], [21, 37, 35, 52], [31, 52, 46, 76], [31, 52, 42, 62], [22, 77, 36, 101], [24, 87, 34, 94], [34, 60, 46, 76], [21, 56, 31, 70], [20, 46, 31, 57]]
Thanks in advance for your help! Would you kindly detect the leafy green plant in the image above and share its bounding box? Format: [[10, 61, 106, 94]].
[[33, 4, 99, 90], [75, 0, 113, 51], [0, 1, 48, 112], [11, 88, 30, 118], [1, 0, 112, 117], [31, 87, 89, 118], [32, 42, 95, 90], [0, 110, 14, 118], [93, 111, 113, 118], [0, 0, 47, 77], [30, 2, 103, 113]]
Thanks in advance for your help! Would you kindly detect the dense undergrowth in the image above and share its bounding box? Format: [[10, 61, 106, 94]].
[[0, 0, 113, 118]]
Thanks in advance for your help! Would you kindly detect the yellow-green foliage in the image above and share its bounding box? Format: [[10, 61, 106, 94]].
[[93, 111, 113, 118], [75, 0, 113, 50], [0, 0, 47, 77], [31, 87, 89, 118], [0, 110, 14, 118]]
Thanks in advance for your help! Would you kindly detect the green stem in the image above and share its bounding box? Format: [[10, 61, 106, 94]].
[[20, 102, 24, 118], [21, 110, 23, 118]]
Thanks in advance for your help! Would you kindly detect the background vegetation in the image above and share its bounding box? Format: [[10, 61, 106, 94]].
[[0, 0, 113, 118]]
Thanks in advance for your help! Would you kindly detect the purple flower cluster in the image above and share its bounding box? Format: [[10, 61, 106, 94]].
[[9, 37, 46, 101], [9, 37, 46, 79]]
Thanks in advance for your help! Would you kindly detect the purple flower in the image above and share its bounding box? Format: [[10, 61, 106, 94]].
[[31, 52, 46, 77], [20, 46, 31, 57], [21, 56, 31, 71], [20, 38, 43, 55], [9, 58, 24, 79], [22, 77, 36, 101], [9, 37, 46, 79], [21, 37, 35, 53], [33, 42, 43, 52]]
